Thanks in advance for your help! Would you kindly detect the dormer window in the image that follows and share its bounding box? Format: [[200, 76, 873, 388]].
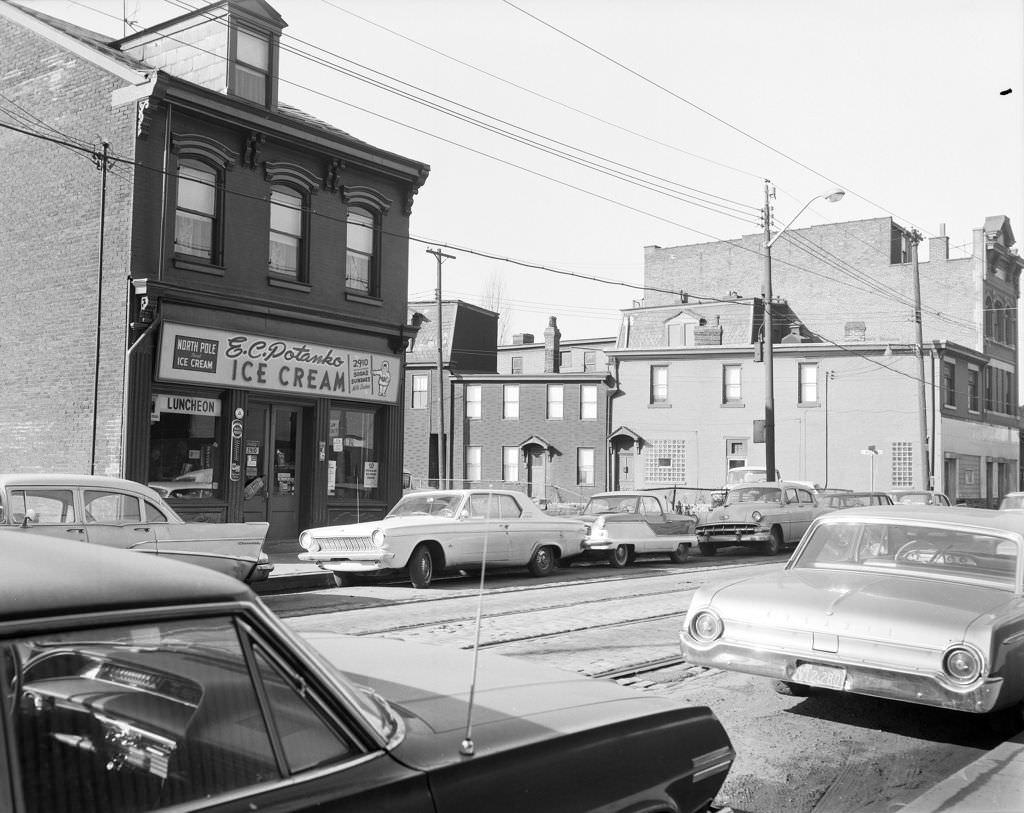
[[232, 28, 270, 105]]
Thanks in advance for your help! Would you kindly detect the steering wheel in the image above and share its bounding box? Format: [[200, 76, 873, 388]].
[[895, 541, 941, 563]]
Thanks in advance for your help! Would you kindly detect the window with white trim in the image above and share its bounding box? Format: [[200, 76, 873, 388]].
[[547, 385, 563, 419], [503, 385, 519, 419], [345, 207, 377, 294], [268, 187, 303, 277], [466, 446, 481, 481], [580, 384, 597, 420], [577, 448, 595, 486], [722, 365, 741, 404], [411, 374, 428, 409], [650, 365, 668, 403], [174, 162, 219, 261], [502, 446, 519, 482], [465, 384, 481, 419], [798, 362, 819, 405]]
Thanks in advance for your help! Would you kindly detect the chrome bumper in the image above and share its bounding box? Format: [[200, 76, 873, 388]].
[[297, 551, 396, 572], [679, 635, 1004, 714]]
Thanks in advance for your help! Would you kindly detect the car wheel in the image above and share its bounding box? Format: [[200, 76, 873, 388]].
[[609, 545, 632, 568], [668, 542, 689, 564], [408, 544, 435, 588], [528, 546, 557, 577], [762, 528, 784, 556], [698, 542, 717, 556], [774, 680, 812, 697]]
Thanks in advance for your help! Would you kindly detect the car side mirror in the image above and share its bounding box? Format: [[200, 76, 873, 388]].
[[21, 509, 38, 528], [458, 509, 470, 520]]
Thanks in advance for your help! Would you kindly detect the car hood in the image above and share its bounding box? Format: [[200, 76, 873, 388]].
[[303, 633, 691, 771], [702, 568, 1014, 646], [701, 501, 782, 521], [306, 515, 453, 536]]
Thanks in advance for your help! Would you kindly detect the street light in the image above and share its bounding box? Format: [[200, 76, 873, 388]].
[[761, 183, 845, 481]]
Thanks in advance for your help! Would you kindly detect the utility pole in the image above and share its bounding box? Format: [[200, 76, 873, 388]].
[[91, 141, 110, 475], [909, 230, 931, 489], [761, 181, 776, 482], [426, 248, 455, 488]]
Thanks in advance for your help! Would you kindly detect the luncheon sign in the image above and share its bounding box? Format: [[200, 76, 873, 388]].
[[157, 322, 400, 404]]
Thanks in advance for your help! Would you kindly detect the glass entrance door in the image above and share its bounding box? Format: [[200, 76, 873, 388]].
[[243, 403, 302, 541]]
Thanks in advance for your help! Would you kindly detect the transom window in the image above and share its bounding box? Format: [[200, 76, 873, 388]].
[[345, 207, 376, 294], [233, 28, 270, 105], [174, 163, 218, 260], [268, 188, 303, 277]]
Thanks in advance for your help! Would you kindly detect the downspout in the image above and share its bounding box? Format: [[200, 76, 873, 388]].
[[158, 101, 172, 280]]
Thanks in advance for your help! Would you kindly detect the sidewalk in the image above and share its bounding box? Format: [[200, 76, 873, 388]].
[[253, 562, 333, 594], [899, 730, 1024, 812]]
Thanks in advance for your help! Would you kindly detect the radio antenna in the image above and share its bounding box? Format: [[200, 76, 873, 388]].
[[460, 489, 493, 756]]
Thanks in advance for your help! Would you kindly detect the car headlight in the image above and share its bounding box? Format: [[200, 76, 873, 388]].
[[689, 610, 724, 643], [593, 517, 605, 529], [299, 531, 320, 552], [751, 510, 763, 523], [371, 528, 386, 547], [943, 645, 983, 684]]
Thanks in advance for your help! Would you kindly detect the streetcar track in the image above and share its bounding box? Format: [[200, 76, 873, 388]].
[[469, 609, 689, 650]]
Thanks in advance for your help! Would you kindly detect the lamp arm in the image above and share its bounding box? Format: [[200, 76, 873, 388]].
[[765, 197, 817, 248]]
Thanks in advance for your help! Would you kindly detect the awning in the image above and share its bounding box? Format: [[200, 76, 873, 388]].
[[519, 435, 554, 452], [608, 425, 641, 443]]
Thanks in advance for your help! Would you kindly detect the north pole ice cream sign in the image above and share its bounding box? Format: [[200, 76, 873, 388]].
[[157, 322, 400, 404]]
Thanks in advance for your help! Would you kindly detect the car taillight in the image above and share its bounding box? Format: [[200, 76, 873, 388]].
[[689, 610, 724, 642], [943, 645, 983, 684]]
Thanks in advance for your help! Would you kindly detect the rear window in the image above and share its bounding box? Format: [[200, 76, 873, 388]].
[[794, 521, 1020, 587]]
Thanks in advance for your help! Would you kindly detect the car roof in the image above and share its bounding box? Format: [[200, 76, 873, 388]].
[[814, 505, 1024, 532], [0, 472, 153, 492], [731, 481, 813, 489], [399, 489, 522, 498], [0, 532, 251, 623]]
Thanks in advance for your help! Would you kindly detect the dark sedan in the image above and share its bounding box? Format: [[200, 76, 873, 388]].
[[1, 532, 734, 812]]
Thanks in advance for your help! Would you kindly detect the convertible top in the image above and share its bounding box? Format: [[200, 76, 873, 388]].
[[0, 531, 252, 623]]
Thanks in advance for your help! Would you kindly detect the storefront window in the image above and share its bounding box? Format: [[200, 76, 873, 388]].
[[327, 406, 378, 500], [149, 393, 223, 499]]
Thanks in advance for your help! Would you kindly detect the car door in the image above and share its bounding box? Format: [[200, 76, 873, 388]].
[[637, 496, 666, 553], [787, 488, 817, 543], [4, 487, 87, 544], [447, 493, 510, 566], [499, 493, 538, 562], [80, 488, 159, 553]]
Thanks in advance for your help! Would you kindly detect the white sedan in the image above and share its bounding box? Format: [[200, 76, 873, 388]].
[[298, 489, 587, 588]]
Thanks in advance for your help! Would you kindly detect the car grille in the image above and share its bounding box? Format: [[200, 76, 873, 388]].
[[697, 522, 759, 535], [314, 536, 376, 552]]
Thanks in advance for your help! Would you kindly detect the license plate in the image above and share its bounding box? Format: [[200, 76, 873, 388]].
[[792, 663, 846, 691]]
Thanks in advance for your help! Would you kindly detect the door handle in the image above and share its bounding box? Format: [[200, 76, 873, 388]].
[[133, 527, 151, 532], [66, 528, 84, 534]]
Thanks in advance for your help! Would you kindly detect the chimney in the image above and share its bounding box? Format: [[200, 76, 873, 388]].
[[929, 222, 949, 261], [780, 323, 805, 343], [692, 315, 723, 345], [844, 321, 866, 342], [512, 333, 535, 345], [544, 316, 561, 373]]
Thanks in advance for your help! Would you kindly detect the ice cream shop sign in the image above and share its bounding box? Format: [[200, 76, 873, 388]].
[[157, 322, 400, 404]]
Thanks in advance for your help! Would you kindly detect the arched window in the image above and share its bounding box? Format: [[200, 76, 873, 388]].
[[995, 299, 1005, 343], [269, 186, 304, 278], [985, 296, 993, 338]]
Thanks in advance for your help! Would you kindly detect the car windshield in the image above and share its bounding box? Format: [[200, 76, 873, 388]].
[[823, 494, 884, 509], [793, 521, 1021, 587], [725, 486, 781, 506], [387, 493, 464, 518], [583, 496, 638, 515], [725, 469, 768, 486]]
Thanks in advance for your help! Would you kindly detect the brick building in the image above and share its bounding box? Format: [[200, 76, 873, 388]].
[[0, 0, 429, 538], [611, 216, 1021, 502]]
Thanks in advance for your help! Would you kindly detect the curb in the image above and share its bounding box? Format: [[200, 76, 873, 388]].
[[252, 571, 335, 594]]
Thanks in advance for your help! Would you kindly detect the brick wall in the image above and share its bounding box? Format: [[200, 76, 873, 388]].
[[0, 16, 138, 473]]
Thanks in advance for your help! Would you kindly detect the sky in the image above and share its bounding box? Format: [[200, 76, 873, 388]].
[[27, 0, 1024, 343]]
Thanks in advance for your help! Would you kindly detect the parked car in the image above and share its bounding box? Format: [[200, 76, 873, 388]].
[[299, 489, 587, 588], [998, 492, 1024, 510], [819, 491, 895, 511], [695, 481, 825, 555], [888, 489, 952, 506], [2, 533, 735, 813], [577, 491, 695, 566], [681, 506, 1024, 726], [0, 472, 271, 582]]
